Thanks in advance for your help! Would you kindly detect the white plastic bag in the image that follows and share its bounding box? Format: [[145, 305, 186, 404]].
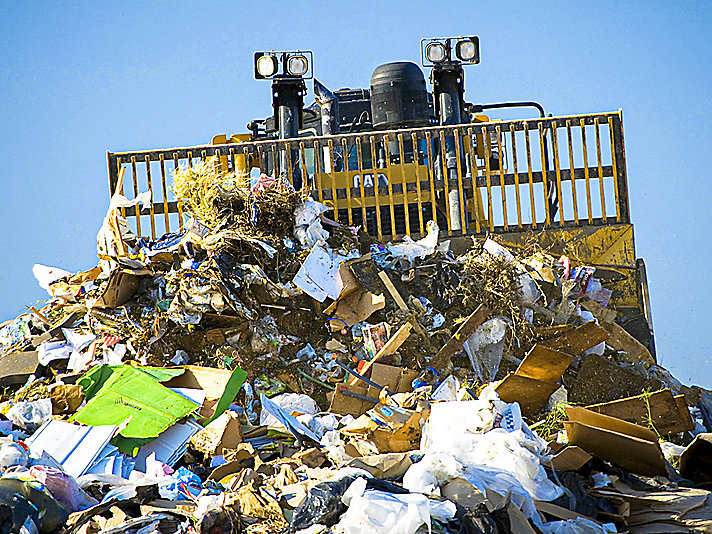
[[260, 393, 319, 430], [7, 399, 53, 432], [335, 477, 455, 534], [462, 317, 508, 382]]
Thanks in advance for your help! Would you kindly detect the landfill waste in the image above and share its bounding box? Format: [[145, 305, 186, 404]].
[[0, 158, 711, 533]]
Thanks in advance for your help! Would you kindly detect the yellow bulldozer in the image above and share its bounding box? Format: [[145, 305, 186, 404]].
[[106, 36, 655, 356]]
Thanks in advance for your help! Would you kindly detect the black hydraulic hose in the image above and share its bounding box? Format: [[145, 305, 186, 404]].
[[470, 101, 546, 118]]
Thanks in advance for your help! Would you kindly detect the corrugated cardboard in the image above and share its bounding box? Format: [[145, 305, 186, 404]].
[[586, 389, 694, 435], [495, 374, 559, 417], [564, 405, 666, 477]]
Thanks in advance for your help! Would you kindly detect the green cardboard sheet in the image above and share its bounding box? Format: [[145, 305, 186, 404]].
[[70, 364, 197, 455]]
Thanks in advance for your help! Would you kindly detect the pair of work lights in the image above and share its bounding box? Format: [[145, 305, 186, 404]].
[[254, 51, 313, 79], [421, 36, 480, 67]]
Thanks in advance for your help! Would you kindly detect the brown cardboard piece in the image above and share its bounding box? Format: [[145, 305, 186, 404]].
[[325, 261, 385, 330], [208, 445, 255, 482], [429, 304, 490, 372], [190, 412, 242, 456], [548, 445, 592, 471], [586, 389, 694, 435], [495, 374, 559, 417], [0, 350, 40, 386], [515, 344, 573, 382], [329, 362, 418, 416], [163, 365, 233, 399], [542, 321, 609, 355], [92, 269, 143, 308], [564, 405, 667, 477], [370, 408, 425, 453]]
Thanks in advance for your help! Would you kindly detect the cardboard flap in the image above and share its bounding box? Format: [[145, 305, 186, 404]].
[[565, 405, 659, 443]]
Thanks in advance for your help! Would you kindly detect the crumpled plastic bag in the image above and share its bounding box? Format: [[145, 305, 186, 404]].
[[28, 465, 97, 512], [260, 393, 319, 430], [294, 198, 330, 249], [0, 438, 29, 470], [334, 476, 456, 534], [31, 264, 72, 296], [374, 220, 439, 267], [406, 393, 561, 525], [462, 317, 508, 382], [7, 399, 53, 432]]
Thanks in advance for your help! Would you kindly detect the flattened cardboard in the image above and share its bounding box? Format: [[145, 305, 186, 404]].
[[324, 261, 385, 329], [543, 321, 609, 355], [329, 362, 418, 416], [564, 405, 666, 477], [0, 350, 40, 386], [586, 389, 694, 435], [93, 270, 141, 308], [495, 374, 559, 417], [329, 383, 374, 416], [548, 445, 592, 471], [346, 452, 414, 478], [163, 365, 232, 399], [515, 344, 573, 383]]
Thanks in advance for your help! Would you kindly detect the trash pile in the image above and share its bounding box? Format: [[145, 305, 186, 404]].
[[1, 159, 711, 533]]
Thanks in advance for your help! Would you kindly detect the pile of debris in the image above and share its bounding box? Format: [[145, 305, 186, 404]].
[[1, 160, 711, 534]]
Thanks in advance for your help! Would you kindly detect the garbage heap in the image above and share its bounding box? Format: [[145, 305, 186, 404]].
[[1, 160, 711, 534]]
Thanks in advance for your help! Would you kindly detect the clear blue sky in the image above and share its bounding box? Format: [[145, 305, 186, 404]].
[[1, 2, 710, 386]]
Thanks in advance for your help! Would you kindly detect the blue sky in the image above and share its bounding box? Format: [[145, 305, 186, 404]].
[[1, 1, 710, 387]]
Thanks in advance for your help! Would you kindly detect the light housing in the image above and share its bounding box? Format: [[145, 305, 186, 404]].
[[254, 50, 313, 80], [455, 38, 479, 62], [420, 36, 480, 67], [287, 54, 309, 76], [425, 42, 446, 63], [256, 54, 278, 78]]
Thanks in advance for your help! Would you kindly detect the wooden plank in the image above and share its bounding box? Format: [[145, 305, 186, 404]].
[[515, 344, 573, 383], [429, 304, 490, 372], [377, 271, 408, 310], [543, 321, 609, 355]]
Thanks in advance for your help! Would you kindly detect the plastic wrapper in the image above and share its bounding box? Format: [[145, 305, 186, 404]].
[[294, 198, 330, 249], [7, 399, 53, 432], [0, 438, 29, 470], [334, 477, 456, 534], [28, 465, 98, 512], [260, 393, 320, 430], [462, 317, 508, 382]]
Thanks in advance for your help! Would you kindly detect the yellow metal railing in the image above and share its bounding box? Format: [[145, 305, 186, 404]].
[[107, 110, 629, 240]]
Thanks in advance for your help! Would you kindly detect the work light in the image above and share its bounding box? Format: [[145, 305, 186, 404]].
[[254, 51, 313, 80], [425, 42, 446, 63], [256, 54, 278, 78], [421, 36, 479, 67], [287, 54, 309, 76], [456, 38, 479, 62]]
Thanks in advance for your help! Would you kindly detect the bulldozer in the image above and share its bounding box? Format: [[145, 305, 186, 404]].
[[106, 36, 655, 356]]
